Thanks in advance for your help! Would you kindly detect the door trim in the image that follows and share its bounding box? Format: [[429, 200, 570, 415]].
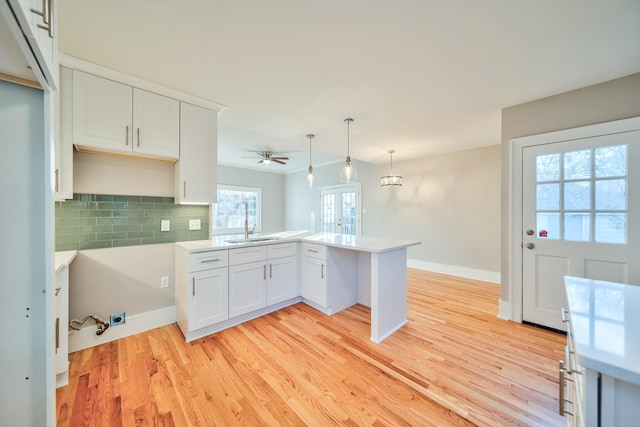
[[506, 116, 640, 322]]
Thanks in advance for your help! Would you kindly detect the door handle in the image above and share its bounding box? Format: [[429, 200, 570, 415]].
[[526, 229, 535, 235], [525, 242, 535, 249]]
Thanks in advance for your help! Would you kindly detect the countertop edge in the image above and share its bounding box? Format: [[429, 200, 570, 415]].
[[55, 250, 78, 273]]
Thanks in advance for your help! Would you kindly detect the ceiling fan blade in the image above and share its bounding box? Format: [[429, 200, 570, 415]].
[[258, 159, 264, 164], [272, 157, 289, 161], [272, 159, 286, 165]]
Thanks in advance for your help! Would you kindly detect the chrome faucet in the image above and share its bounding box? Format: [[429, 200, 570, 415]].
[[244, 202, 255, 238]]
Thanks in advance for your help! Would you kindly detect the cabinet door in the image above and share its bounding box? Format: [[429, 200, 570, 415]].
[[301, 256, 326, 306], [267, 256, 298, 305], [72, 70, 133, 153], [229, 261, 266, 317], [55, 66, 73, 200], [176, 103, 217, 204], [132, 88, 179, 159], [188, 268, 229, 331], [54, 265, 68, 376]]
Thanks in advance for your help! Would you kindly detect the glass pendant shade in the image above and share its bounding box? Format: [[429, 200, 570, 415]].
[[380, 149, 402, 187], [305, 133, 315, 188], [340, 118, 357, 183]]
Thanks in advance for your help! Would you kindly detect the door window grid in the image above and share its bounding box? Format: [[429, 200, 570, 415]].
[[535, 145, 627, 244], [341, 191, 357, 235], [321, 193, 335, 233]]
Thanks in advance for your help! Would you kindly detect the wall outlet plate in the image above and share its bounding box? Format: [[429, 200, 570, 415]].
[[160, 276, 169, 288], [110, 312, 125, 326], [189, 219, 201, 230]]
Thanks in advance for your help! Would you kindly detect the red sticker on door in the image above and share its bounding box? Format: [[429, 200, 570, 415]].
[[539, 230, 548, 238]]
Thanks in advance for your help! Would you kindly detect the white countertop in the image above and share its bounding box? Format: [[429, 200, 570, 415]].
[[176, 231, 421, 254], [565, 276, 640, 386], [55, 250, 78, 273]]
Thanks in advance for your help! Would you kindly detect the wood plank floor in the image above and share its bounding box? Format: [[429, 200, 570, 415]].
[[56, 269, 566, 426]]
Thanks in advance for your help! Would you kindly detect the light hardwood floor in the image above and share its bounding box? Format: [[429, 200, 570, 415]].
[[56, 269, 566, 426]]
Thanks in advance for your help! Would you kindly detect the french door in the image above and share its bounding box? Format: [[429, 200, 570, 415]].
[[320, 184, 361, 235], [521, 128, 640, 330]]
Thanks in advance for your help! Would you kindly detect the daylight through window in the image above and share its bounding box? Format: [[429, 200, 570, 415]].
[[212, 185, 262, 235]]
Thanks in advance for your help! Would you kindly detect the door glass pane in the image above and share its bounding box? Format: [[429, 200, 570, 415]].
[[564, 213, 590, 241], [536, 154, 560, 182], [564, 181, 591, 210], [595, 213, 626, 244], [341, 191, 357, 235], [536, 213, 559, 239], [564, 150, 591, 180], [321, 194, 335, 232], [595, 179, 626, 210], [595, 145, 627, 178], [536, 183, 559, 210]]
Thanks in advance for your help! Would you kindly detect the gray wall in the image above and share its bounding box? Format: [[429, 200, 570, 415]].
[[285, 146, 502, 274], [500, 72, 640, 304]]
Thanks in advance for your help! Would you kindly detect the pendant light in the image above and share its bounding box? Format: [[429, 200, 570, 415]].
[[306, 133, 315, 188], [380, 149, 402, 187], [340, 118, 357, 183]]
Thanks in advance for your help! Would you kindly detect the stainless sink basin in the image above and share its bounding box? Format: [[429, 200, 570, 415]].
[[225, 237, 281, 244]]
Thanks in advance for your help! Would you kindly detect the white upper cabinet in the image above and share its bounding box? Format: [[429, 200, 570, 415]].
[[5, 0, 58, 89], [72, 70, 179, 161], [175, 102, 217, 204]]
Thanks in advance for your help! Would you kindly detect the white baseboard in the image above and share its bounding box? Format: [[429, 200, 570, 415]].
[[407, 259, 500, 284], [68, 305, 176, 353], [497, 299, 512, 321]]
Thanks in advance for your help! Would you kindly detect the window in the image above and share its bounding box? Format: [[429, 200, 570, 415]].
[[212, 185, 262, 235]]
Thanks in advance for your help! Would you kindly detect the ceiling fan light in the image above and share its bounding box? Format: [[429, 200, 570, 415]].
[[263, 158, 271, 165]]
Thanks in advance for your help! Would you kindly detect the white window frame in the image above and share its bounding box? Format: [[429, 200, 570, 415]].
[[212, 184, 262, 235]]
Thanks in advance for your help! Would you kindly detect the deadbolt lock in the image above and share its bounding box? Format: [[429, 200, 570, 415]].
[[526, 229, 535, 236], [526, 242, 535, 249]]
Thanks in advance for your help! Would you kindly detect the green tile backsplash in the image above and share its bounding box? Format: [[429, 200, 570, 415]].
[[55, 194, 210, 251]]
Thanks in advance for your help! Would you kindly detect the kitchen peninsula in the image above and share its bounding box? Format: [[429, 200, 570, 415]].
[[175, 232, 420, 343]]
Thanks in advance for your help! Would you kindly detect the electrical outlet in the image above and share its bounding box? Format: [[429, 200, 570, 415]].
[[160, 276, 169, 288], [110, 312, 125, 326], [189, 219, 201, 230], [160, 220, 170, 232]]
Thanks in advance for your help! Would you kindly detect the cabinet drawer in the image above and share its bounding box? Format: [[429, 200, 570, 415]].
[[229, 245, 267, 266], [189, 250, 228, 272], [267, 242, 297, 259], [301, 242, 326, 260]]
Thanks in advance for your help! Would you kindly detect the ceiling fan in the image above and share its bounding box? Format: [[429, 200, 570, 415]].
[[244, 150, 290, 165]]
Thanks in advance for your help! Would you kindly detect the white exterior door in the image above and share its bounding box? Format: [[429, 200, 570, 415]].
[[320, 184, 361, 235], [522, 129, 640, 330]]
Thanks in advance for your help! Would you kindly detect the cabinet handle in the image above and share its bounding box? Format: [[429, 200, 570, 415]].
[[269, 263, 272, 279], [54, 168, 59, 193], [125, 125, 129, 146], [183, 181, 187, 198], [137, 128, 140, 147], [307, 249, 319, 253], [201, 258, 220, 263], [321, 264, 325, 279], [192, 278, 195, 296], [561, 307, 569, 323], [263, 264, 266, 280], [32, 0, 53, 37], [55, 317, 59, 353]]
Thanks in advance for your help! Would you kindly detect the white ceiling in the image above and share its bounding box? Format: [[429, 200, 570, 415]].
[[58, 0, 640, 173]]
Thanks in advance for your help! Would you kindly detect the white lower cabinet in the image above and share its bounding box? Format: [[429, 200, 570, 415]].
[[301, 255, 326, 306], [267, 256, 298, 305], [175, 247, 229, 340], [229, 260, 267, 317], [190, 268, 229, 330], [54, 264, 69, 388]]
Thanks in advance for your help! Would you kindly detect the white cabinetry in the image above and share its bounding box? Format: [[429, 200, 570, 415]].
[[54, 66, 73, 200], [175, 247, 229, 341], [72, 70, 180, 161], [229, 246, 267, 317], [266, 243, 298, 305], [54, 261, 70, 387], [175, 103, 217, 204], [0, 0, 58, 89], [301, 242, 357, 314]]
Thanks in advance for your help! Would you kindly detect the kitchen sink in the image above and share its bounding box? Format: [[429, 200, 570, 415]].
[[225, 237, 281, 244]]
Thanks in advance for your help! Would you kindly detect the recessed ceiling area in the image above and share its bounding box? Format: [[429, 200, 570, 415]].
[[58, 0, 640, 173]]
